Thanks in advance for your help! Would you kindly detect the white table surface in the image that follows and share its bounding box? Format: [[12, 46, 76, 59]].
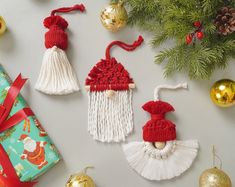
[[0, 0, 235, 187]]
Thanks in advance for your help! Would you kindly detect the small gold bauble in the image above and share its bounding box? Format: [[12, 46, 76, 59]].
[[0, 16, 7, 35], [66, 172, 96, 187], [210, 79, 235, 107], [199, 167, 232, 187], [100, 1, 128, 32]]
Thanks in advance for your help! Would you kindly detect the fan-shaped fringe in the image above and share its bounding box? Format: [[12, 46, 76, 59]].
[[35, 46, 79, 95], [123, 140, 199, 180], [88, 90, 133, 142]]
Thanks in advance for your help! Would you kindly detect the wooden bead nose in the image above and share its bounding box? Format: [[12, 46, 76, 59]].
[[154, 142, 166, 150], [106, 90, 116, 98]]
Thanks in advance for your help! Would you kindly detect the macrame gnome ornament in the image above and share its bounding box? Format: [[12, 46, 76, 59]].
[[123, 83, 199, 181], [35, 4, 85, 95], [85, 36, 144, 142]]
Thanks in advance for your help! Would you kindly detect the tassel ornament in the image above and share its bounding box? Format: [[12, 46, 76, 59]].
[[35, 4, 85, 95]]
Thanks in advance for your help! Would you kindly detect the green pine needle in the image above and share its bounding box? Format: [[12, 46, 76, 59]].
[[112, 0, 235, 79]]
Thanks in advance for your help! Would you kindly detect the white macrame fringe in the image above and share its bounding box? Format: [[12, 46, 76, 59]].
[[88, 90, 133, 142], [35, 46, 80, 95], [123, 140, 199, 180]]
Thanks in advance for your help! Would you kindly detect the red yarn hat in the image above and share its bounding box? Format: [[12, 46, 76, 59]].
[[142, 83, 188, 142], [85, 36, 144, 92], [142, 100, 176, 142], [44, 4, 85, 50]]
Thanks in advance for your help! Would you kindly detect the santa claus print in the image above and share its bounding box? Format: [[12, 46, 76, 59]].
[[19, 134, 48, 169]]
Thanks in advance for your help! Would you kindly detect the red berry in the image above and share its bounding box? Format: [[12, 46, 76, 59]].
[[194, 21, 201, 28], [186, 34, 193, 44], [196, 31, 204, 40]]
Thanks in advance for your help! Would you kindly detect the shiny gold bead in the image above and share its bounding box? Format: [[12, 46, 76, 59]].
[[210, 79, 235, 107], [66, 172, 95, 187], [100, 1, 128, 32], [0, 16, 7, 35], [199, 167, 232, 187]]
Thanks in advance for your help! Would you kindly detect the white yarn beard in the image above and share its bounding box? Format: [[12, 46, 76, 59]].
[[35, 46, 80, 95], [123, 140, 199, 181], [88, 90, 133, 142]]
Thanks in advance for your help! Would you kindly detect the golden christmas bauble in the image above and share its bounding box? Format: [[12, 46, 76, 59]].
[[210, 79, 235, 107], [0, 16, 7, 35], [199, 167, 232, 187], [100, 1, 128, 32], [66, 172, 96, 187]]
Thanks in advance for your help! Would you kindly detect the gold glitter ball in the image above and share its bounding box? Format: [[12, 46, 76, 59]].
[[100, 1, 128, 32], [0, 16, 7, 35], [66, 172, 96, 187], [210, 79, 235, 107], [199, 167, 232, 187]]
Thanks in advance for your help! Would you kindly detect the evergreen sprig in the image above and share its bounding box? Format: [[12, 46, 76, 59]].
[[112, 0, 235, 79]]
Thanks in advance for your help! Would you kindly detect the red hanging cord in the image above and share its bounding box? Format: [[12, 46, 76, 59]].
[[51, 4, 85, 16], [105, 35, 144, 60]]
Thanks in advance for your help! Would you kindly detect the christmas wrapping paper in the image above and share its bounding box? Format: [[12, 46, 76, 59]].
[[0, 65, 61, 182]]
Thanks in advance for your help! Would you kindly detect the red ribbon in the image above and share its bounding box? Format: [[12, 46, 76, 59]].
[[0, 74, 37, 187]]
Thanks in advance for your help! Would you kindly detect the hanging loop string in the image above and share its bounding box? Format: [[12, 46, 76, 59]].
[[83, 166, 95, 174], [154, 83, 188, 101], [105, 35, 144, 60], [51, 4, 85, 16], [212, 145, 223, 169]]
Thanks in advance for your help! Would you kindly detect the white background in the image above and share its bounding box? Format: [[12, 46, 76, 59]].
[[0, 0, 235, 187]]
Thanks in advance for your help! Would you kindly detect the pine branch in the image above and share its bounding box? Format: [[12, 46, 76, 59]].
[[116, 0, 235, 79]]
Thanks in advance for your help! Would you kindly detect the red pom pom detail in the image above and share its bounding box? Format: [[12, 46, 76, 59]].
[[44, 16, 68, 30], [142, 101, 175, 115]]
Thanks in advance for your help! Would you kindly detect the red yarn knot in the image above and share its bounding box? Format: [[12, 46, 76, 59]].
[[44, 4, 86, 50], [44, 16, 68, 30], [105, 35, 144, 60], [151, 114, 165, 120], [142, 101, 175, 115]]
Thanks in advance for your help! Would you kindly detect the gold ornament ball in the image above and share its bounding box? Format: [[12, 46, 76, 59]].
[[210, 79, 235, 107], [199, 167, 232, 187], [100, 1, 128, 32], [66, 172, 96, 187], [0, 16, 7, 35]]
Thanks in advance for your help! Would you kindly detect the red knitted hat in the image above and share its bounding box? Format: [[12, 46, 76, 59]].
[[43, 4, 85, 50], [85, 58, 134, 91], [142, 83, 188, 142], [85, 36, 144, 92], [44, 16, 68, 50], [142, 100, 176, 142]]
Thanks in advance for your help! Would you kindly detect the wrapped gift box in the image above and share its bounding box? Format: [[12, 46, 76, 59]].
[[0, 65, 61, 182]]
